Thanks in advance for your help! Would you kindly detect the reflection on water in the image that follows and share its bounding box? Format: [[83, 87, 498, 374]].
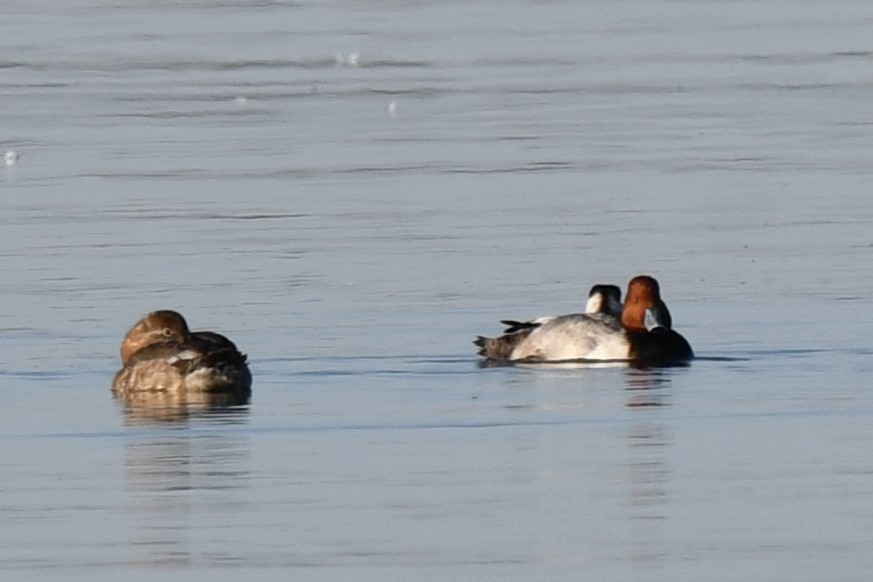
[[122, 400, 250, 567], [625, 368, 672, 408], [509, 360, 628, 371], [116, 391, 251, 425], [624, 368, 672, 564], [626, 422, 671, 563]]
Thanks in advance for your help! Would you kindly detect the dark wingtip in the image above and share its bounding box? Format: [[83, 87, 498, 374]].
[[500, 319, 540, 334]]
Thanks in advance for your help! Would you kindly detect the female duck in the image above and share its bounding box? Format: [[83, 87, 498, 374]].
[[475, 275, 692, 366], [112, 310, 252, 397]]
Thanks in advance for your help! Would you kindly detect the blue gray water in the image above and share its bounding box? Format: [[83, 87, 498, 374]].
[[2, 1, 873, 580]]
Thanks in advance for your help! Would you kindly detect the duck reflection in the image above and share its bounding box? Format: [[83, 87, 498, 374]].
[[623, 367, 672, 564], [624, 367, 672, 408], [116, 389, 250, 425], [120, 391, 250, 567]]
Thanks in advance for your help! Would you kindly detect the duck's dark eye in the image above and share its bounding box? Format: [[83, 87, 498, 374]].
[[162, 328, 174, 337]]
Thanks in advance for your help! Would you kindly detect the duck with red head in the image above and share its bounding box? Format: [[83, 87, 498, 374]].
[[619, 275, 692, 366], [474, 275, 692, 366], [112, 310, 252, 398]]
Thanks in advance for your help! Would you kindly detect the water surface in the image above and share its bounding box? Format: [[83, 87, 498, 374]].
[[2, 1, 873, 580]]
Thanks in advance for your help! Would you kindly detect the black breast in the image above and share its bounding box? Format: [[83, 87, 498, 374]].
[[629, 329, 693, 367]]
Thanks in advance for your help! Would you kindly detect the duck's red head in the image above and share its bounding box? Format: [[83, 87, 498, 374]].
[[119, 310, 190, 364], [620, 275, 673, 333]]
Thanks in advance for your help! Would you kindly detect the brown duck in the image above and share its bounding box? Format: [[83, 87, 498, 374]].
[[112, 310, 252, 398]]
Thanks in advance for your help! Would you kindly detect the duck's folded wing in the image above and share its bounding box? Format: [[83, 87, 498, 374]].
[[510, 314, 627, 361]]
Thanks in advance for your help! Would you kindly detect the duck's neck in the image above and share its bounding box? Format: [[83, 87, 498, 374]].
[[621, 303, 648, 333]]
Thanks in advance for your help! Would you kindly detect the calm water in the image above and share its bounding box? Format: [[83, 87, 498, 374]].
[[2, 0, 873, 579]]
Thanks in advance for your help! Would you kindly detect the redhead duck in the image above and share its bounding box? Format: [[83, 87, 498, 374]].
[[111, 310, 252, 397], [475, 276, 692, 366]]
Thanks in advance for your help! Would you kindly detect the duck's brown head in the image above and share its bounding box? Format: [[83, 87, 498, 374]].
[[120, 310, 190, 364], [620, 275, 673, 333]]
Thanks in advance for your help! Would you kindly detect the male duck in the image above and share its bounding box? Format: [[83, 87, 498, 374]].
[[475, 276, 692, 366]]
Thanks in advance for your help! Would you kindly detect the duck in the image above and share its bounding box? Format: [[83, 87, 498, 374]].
[[475, 284, 623, 360], [111, 310, 252, 398], [498, 284, 623, 335], [474, 275, 692, 366]]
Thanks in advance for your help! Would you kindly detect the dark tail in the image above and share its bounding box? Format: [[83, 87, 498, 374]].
[[474, 330, 532, 361]]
